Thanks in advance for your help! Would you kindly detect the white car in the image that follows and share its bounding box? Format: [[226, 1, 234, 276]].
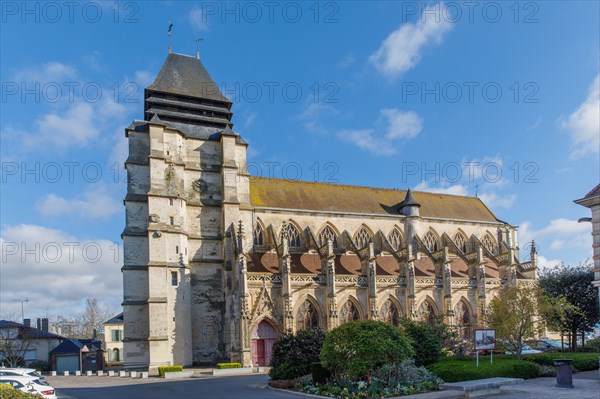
[[0, 367, 47, 382], [504, 343, 542, 355], [0, 375, 57, 399]]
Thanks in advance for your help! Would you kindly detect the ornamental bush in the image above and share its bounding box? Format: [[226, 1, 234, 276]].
[[398, 318, 445, 366], [320, 320, 414, 381], [158, 365, 183, 377], [0, 384, 41, 399], [269, 328, 326, 380]]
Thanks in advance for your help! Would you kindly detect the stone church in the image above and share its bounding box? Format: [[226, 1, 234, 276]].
[[122, 51, 538, 371]]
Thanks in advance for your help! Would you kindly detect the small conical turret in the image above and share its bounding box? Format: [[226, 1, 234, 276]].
[[398, 189, 421, 216]]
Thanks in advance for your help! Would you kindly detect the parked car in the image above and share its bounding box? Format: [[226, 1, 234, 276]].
[[526, 339, 567, 352], [0, 367, 47, 382], [498, 341, 542, 355], [0, 375, 57, 399]]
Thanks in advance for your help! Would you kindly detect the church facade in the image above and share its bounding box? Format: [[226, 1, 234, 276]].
[[122, 52, 538, 371]]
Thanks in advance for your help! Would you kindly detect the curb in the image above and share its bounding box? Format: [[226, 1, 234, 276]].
[[266, 385, 328, 399]]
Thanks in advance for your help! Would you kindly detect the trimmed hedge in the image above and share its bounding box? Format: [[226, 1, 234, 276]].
[[426, 357, 541, 382], [0, 384, 41, 399], [216, 362, 242, 369], [158, 365, 183, 377], [522, 352, 600, 371]]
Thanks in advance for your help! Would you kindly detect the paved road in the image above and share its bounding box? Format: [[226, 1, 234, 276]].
[[50, 374, 300, 399]]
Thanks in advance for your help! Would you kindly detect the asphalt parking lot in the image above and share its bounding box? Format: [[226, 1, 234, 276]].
[[47, 374, 298, 399]]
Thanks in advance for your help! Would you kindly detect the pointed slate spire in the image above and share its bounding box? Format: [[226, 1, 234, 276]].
[[398, 189, 421, 216], [144, 52, 233, 129]]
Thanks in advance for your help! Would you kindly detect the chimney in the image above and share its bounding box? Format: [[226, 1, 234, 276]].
[[23, 319, 31, 328], [42, 318, 49, 332], [36, 318, 41, 330]]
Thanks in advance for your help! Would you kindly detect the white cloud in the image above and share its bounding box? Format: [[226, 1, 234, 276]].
[[0, 224, 122, 319], [369, 2, 452, 78], [536, 255, 563, 270], [380, 108, 423, 140], [413, 181, 468, 196], [336, 108, 423, 156], [478, 192, 517, 209], [560, 74, 600, 158], [337, 129, 396, 156], [519, 218, 592, 253], [298, 102, 338, 135], [12, 62, 77, 84], [10, 97, 129, 150], [36, 184, 120, 219], [134, 70, 154, 88], [189, 6, 209, 31]]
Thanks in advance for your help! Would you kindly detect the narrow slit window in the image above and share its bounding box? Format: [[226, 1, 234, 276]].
[[171, 271, 178, 286], [176, 245, 179, 254], [169, 198, 174, 206], [170, 216, 174, 225]]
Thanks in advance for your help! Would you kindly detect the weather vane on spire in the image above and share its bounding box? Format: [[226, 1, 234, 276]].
[[168, 21, 173, 53], [195, 38, 204, 59]]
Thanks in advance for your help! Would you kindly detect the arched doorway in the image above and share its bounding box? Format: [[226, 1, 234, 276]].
[[251, 320, 278, 367]]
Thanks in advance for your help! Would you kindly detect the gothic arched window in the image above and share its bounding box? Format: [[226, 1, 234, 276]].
[[388, 229, 403, 251], [354, 227, 372, 249], [381, 299, 400, 326], [418, 300, 437, 323], [318, 225, 337, 247], [297, 300, 319, 330], [454, 300, 472, 339], [253, 223, 264, 246], [423, 231, 438, 252], [482, 234, 496, 254], [454, 232, 467, 253], [340, 300, 359, 324], [282, 223, 301, 248]]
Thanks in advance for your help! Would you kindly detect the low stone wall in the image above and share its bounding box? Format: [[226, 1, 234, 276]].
[[164, 371, 194, 379], [212, 367, 253, 376]]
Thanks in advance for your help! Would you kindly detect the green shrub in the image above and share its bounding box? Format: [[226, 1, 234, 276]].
[[426, 357, 541, 382], [583, 338, 600, 353], [269, 328, 325, 381], [372, 359, 441, 388], [27, 360, 50, 372], [320, 320, 414, 381], [158, 365, 183, 377], [523, 352, 600, 371], [216, 362, 242, 369], [0, 384, 42, 398], [398, 318, 445, 366], [311, 362, 331, 384]]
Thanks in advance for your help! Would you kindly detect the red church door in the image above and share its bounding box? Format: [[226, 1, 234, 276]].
[[251, 320, 277, 366]]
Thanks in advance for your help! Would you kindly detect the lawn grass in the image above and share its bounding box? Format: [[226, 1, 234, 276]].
[[426, 356, 541, 382]]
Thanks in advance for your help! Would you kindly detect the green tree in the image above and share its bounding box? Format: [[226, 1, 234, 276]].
[[487, 285, 543, 359], [269, 328, 325, 380], [320, 320, 414, 381], [538, 262, 600, 350], [398, 318, 445, 366]]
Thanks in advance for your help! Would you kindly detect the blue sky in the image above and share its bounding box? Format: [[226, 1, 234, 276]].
[[1, 1, 598, 319]]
